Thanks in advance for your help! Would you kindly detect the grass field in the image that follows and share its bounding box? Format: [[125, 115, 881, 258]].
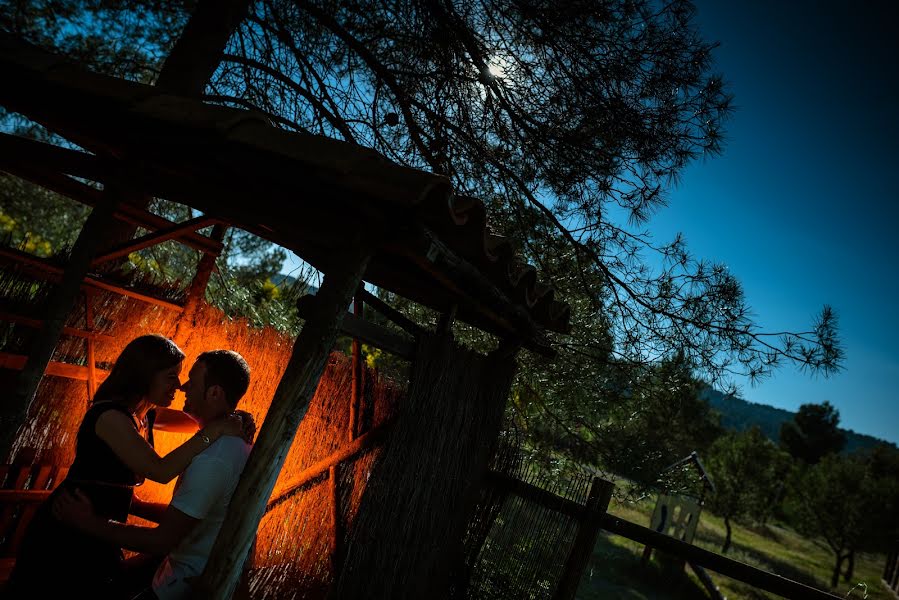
[[576, 494, 892, 599]]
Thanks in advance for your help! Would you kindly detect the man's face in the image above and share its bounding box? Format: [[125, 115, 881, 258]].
[[180, 360, 209, 419]]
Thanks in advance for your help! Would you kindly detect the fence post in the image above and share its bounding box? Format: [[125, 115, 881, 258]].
[[553, 477, 614, 600]]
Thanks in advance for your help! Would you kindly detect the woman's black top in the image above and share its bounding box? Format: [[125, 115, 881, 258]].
[[6, 401, 152, 597], [66, 402, 146, 521]]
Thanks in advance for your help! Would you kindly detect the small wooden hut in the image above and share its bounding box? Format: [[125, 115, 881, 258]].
[[0, 11, 570, 599]]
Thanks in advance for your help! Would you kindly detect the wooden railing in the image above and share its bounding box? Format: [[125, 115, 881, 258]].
[[484, 472, 842, 600], [0, 457, 68, 583]]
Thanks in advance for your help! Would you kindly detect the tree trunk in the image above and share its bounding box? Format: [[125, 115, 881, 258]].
[[843, 549, 855, 582], [721, 516, 733, 554], [831, 552, 845, 589]]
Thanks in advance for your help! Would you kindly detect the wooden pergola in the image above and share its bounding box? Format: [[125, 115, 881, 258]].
[[0, 9, 570, 599]]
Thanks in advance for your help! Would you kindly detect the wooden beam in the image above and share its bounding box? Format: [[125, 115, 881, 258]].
[[0, 132, 108, 182], [84, 289, 98, 399], [0, 310, 115, 341], [485, 470, 585, 520], [0, 351, 110, 382], [264, 419, 393, 511], [349, 288, 363, 441], [92, 214, 220, 265], [391, 227, 556, 357], [0, 247, 184, 312], [0, 158, 223, 257], [197, 239, 372, 600], [357, 288, 424, 337]]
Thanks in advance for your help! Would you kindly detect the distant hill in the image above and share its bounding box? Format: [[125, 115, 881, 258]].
[[699, 386, 895, 455], [272, 273, 316, 295]]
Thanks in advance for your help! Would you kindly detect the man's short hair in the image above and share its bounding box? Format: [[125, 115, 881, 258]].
[[197, 350, 251, 408]]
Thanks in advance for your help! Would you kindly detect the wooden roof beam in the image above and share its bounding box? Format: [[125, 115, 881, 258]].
[[0, 135, 225, 257]]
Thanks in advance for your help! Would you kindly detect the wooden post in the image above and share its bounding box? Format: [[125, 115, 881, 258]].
[[553, 477, 614, 600], [193, 241, 371, 600], [330, 464, 342, 578], [172, 223, 226, 346], [0, 194, 118, 460], [349, 286, 363, 441], [84, 288, 97, 400]]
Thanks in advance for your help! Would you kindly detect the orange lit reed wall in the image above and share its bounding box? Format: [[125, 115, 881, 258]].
[[14, 294, 402, 596]]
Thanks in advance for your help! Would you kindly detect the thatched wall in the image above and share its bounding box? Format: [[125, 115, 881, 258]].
[[335, 333, 517, 600], [1, 264, 404, 598]]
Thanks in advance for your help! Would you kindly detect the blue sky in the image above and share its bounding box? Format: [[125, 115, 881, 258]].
[[649, 0, 898, 444]]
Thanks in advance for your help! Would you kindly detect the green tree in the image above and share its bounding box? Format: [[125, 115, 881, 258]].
[[705, 427, 786, 553], [780, 401, 847, 464], [785, 452, 897, 588]]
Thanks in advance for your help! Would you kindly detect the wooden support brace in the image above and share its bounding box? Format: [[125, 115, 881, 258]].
[[264, 418, 394, 511], [91, 214, 220, 266], [357, 288, 423, 337], [349, 288, 363, 441]]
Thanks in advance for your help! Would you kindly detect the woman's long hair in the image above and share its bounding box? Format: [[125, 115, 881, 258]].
[[92, 334, 185, 407]]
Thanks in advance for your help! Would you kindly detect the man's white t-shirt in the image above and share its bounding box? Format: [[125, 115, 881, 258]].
[[152, 435, 251, 600]]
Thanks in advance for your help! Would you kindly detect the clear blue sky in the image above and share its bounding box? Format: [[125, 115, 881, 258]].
[[650, 0, 898, 444], [281, 1, 898, 445]]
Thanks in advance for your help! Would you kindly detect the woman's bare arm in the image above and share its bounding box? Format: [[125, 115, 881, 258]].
[[94, 411, 226, 483]]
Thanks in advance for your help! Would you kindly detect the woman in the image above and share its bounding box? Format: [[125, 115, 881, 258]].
[[6, 334, 246, 598]]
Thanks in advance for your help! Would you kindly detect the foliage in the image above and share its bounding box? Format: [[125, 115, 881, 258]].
[[780, 401, 847, 464], [704, 427, 789, 553], [784, 451, 899, 588], [0, 174, 90, 255]]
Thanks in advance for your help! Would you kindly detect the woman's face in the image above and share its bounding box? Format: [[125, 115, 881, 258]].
[[146, 362, 183, 407]]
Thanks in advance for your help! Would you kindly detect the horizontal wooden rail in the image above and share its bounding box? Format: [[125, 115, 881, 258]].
[[265, 418, 394, 512], [484, 470, 584, 520], [0, 351, 110, 381], [0, 490, 52, 502], [489, 472, 842, 600], [600, 514, 842, 600], [0, 310, 115, 341]]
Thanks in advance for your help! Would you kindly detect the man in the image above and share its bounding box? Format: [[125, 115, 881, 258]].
[[55, 350, 254, 600]]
